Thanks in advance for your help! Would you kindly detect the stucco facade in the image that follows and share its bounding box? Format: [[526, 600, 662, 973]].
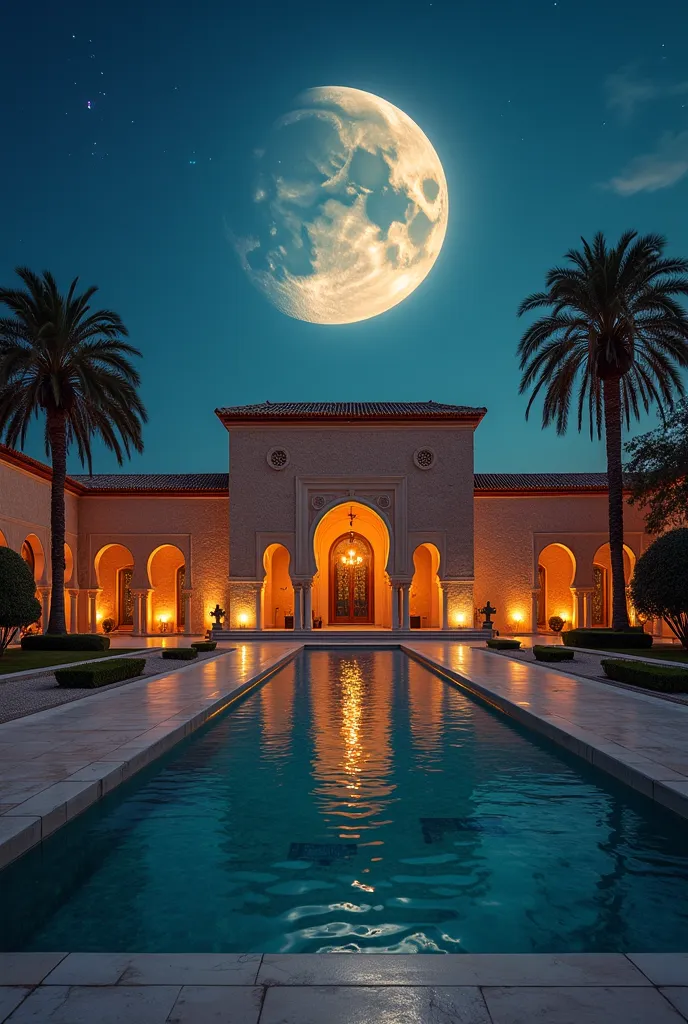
[[0, 401, 660, 637]]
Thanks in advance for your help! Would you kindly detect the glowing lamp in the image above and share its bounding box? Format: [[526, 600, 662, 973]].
[[454, 612, 466, 626], [513, 612, 523, 624], [96, 612, 103, 623], [238, 612, 249, 628]]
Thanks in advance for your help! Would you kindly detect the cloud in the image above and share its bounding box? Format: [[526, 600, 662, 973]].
[[608, 131, 688, 195], [606, 67, 688, 120]]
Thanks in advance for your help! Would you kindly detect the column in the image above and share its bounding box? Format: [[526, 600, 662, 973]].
[[391, 583, 400, 630], [132, 591, 142, 636], [142, 591, 151, 635], [68, 589, 79, 634], [293, 585, 303, 630], [584, 591, 592, 628], [442, 584, 451, 630], [401, 583, 411, 631], [38, 588, 50, 633], [303, 582, 313, 631], [88, 590, 99, 633], [531, 590, 541, 634], [182, 590, 193, 635], [254, 585, 263, 631]]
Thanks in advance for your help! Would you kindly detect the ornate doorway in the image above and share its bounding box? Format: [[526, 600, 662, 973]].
[[329, 532, 374, 624], [592, 564, 608, 626], [118, 566, 134, 628]]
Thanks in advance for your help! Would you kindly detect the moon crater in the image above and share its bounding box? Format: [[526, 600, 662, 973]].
[[236, 86, 449, 325]]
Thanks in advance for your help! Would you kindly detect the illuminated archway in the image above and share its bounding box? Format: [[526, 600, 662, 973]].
[[94, 543, 135, 630], [313, 501, 391, 627], [147, 544, 186, 632], [22, 533, 45, 582], [263, 543, 294, 629], [592, 542, 636, 627], [0, 529, 7, 547], [410, 543, 441, 628], [64, 544, 74, 631], [537, 543, 576, 629]]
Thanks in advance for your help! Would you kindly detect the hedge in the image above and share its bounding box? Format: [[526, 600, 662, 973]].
[[162, 648, 198, 661], [601, 658, 688, 693], [486, 638, 521, 650], [561, 628, 652, 650], [22, 633, 111, 652], [533, 645, 575, 662], [191, 641, 217, 652], [56, 657, 146, 689]]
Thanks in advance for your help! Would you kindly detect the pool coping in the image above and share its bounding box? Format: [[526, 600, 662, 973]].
[[403, 644, 688, 821], [0, 646, 301, 870]]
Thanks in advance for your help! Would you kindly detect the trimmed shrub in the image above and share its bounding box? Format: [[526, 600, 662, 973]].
[[548, 615, 565, 633], [486, 638, 522, 650], [601, 658, 688, 692], [191, 641, 217, 652], [0, 547, 42, 655], [55, 657, 145, 689], [101, 618, 115, 634], [631, 528, 688, 649], [561, 628, 652, 650], [533, 645, 575, 662], [22, 633, 111, 652], [162, 648, 198, 660]]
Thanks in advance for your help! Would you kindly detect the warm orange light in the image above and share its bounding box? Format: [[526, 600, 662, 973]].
[[512, 612, 524, 624], [454, 612, 466, 625], [96, 612, 103, 623], [558, 612, 569, 622], [159, 614, 169, 624], [238, 612, 249, 626]]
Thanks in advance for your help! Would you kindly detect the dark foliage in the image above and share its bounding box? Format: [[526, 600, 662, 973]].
[[0, 547, 41, 654], [161, 648, 198, 660], [630, 528, 688, 647], [21, 633, 110, 651], [55, 657, 145, 688], [561, 627, 652, 649], [191, 641, 217, 651], [626, 400, 688, 533], [601, 658, 688, 692], [533, 645, 575, 662], [486, 638, 522, 650]]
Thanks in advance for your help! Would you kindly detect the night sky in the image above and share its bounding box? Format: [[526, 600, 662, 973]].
[[2, 0, 687, 474]]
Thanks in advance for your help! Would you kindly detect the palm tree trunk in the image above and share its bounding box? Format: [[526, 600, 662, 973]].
[[603, 377, 630, 631], [47, 410, 68, 635]]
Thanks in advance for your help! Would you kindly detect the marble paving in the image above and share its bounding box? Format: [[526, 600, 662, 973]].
[[0, 952, 687, 1022], [405, 641, 688, 819], [0, 643, 300, 868]]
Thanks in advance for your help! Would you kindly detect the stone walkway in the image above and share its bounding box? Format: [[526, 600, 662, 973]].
[[0, 643, 299, 868], [0, 951, 687, 1022], [405, 641, 688, 819]]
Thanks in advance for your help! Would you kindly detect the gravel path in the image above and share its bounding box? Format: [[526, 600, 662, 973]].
[[0, 649, 230, 725], [487, 645, 688, 706]]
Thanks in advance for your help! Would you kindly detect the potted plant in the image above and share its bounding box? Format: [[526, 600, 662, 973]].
[[102, 617, 115, 634], [548, 614, 565, 633], [313, 613, 322, 629]]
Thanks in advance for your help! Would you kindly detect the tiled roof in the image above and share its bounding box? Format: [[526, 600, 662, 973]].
[[474, 472, 611, 492], [216, 401, 486, 421], [72, 473, 229, 493]]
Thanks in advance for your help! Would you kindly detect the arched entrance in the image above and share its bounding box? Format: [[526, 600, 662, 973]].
[[263, 543, 294, 629], [147, 544, 186, 632], [312, 501, 391, 628], [537, 543, 576, 629], [94, 543, 135, 631], [592, 543, 636, 627], [410, 543, 441, 628], [330, 531, 374, 624]]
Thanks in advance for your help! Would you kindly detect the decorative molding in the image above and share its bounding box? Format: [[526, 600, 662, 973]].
[[266, 447, 290, 471], [413, 447, 436, 470]]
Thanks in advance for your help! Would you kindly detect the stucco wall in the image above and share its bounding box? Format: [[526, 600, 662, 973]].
[[227, 425, 475, 582], [78, 494, 229, 634], [474, 493, 651, 633], [0, 459, 79, 585]]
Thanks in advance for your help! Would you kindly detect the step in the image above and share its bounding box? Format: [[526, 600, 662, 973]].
[[211, 628, 490, 643]]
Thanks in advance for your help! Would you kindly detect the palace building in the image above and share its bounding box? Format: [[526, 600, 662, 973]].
[[0, 401, 657, 638]]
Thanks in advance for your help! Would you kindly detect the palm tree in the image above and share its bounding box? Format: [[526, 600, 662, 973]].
[[0, 268, 147, 634], [518, 231, 688, 630]]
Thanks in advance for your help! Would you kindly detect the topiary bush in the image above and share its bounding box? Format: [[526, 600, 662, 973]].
[[55, 657, 146, 689], [191, 640, 217, 652], [21, 633, 110, 652], [0, 547, 42, 655], [601, 658, 688, 692], [548, 615, 565, 633], [533, 645, 575, 662], [162, 647, 198, 660], [561, 628, 652, 649], [486, 638, 522, 650], [631, 528, 688, 649]]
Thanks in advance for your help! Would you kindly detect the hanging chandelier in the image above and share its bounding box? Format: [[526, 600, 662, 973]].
[[341, 507, 363, 567]]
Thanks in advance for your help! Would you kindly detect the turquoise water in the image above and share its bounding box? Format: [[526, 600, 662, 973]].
[[2, 648, 688, 953]]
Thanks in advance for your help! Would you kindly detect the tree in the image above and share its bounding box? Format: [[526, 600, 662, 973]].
[[625, 400, 688, 533], [0, 546, 42, 655], [630, 529, 688, 648], [0, 269, 147, 634], [518, 231, 688, 630]]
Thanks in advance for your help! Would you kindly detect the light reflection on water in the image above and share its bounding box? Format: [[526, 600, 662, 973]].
[[1, 648, 688, 954]]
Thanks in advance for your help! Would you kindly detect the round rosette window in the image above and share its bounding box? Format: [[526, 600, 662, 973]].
[[413, 447, 435, 470], [267, 447, 290, 470]]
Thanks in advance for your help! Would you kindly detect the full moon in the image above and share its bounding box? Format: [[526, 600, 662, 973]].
[[235, 86, 449, 325]]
